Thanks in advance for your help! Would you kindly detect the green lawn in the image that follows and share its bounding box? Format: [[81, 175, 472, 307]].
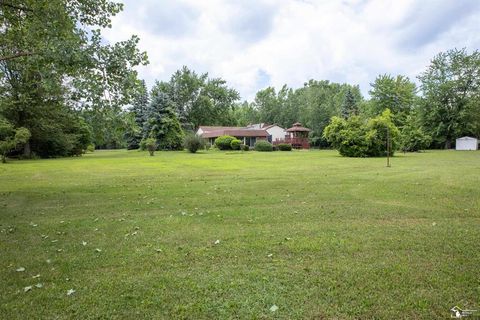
[[1, 149, 479, 319]]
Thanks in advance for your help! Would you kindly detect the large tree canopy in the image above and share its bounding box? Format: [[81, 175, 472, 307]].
[[368, 74, 417, 127], [418, 48, 480, 148], [152, 66, 239, 130], [0, 0, 148, 157]]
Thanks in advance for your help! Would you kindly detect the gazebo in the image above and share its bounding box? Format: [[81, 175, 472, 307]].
[[285, 122, 311, 149]]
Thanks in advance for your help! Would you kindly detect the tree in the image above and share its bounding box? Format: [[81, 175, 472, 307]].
[[368, 74, 417, 126], [0, 117, 30, 163], [142, 93, 184, 150], [340, 88, 358, 118], [0, 0, 148, 157], [399, 113, 432, 152], [323, 109, 399, 157], [153, 66, 239, 130], [418, 48, 480, 149], [123, 111, 142, 150], [365, 109, 400, 157], [126, 80, 149, 149], [232, 101, 260, 126]]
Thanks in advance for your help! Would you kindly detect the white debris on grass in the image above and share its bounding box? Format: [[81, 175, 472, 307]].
[[82, 241, 87, 246], [66, 289, 75, 296], [35, 283, 43, 288], [24, 286, 32, 292], [16, 267, 25, 272], [95, 248, 102, 252], [32, 274, 40, 278], [267, 253, 273, 258], [270, 305, 279, 312], [214, 239, 220, 245]]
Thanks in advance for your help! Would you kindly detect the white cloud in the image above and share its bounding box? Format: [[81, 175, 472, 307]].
[[103, 0, 480, 100]]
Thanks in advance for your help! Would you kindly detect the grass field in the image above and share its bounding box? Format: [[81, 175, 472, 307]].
[[1, 149, 479, 319]]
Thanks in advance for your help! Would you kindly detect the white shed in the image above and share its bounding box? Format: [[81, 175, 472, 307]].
[[455, 137, 478, 150]]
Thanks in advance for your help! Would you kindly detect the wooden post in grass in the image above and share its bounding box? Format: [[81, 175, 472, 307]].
[[386, 127, 391, 167]]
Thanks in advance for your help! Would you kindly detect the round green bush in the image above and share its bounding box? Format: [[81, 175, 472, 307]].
[[215, 135, 236, 150], [143, 138, 157, 156], [241, 144, 249, 151], [278, 143, 292, 151], [184, 134, 204, 153], [255, 140, 273, 152], [230, 139, 241, 150]]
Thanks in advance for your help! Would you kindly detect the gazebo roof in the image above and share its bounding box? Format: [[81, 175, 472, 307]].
[[286, 122, 311, 132]]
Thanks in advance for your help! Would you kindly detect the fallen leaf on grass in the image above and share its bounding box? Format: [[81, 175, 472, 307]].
[[32, 274, 40, 278], [24, 286, 32, 292], [95, 248, 102, 253], [82, 241, 87, 246], [16, 267, 25, 272], [270, 305, 279, 312], [66, 289, 75, 296], [267, 253, 273, 258], [214, 240, 220, 245], [155, 249, 163, 253]]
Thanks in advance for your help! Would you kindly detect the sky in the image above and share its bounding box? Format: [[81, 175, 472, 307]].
[[102, 0, 480, 101]]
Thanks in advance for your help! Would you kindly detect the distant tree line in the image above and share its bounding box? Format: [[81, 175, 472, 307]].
[[234, 48, 480, 151], [1, 1, 479, 160]]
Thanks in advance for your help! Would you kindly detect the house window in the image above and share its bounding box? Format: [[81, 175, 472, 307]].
[[245, 137, 256, 147]]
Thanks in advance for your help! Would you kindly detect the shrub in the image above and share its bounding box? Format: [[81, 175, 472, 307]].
[[143, 138, 157, 156], [323, 109, 399, 157], [278, 143, 292, 151], [230, 139, 242, 150], [0, 118, 31, 163], [86, 144, 95, 153], [255, 140, 273, 152], [205, 142, 211, 151], [241, 144, 249, 151], [215, 135, 236, 150], [184, 134, 204, 153]]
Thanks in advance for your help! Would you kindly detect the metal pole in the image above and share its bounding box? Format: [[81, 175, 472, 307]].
[[386, 127, 391, 167]]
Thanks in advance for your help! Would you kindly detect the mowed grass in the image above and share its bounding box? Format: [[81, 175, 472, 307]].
[[0, 149, 479, 319]]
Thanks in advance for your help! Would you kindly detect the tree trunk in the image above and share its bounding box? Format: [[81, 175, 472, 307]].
[[444, 139, 451, 149], [23, 140, 31, 158]]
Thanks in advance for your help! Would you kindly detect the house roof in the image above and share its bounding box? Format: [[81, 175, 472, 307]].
[[201, 128, 269, 138], [456, 136, 477, 140], [198, 126, 242, 132], [286, 122, 311, 132]]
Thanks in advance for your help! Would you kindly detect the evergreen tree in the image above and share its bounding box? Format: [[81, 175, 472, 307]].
[[142, 93, 184, 150], [126, 80, 149, 149], [132, 80, 149, 127], [340, 89, 358, 118]]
